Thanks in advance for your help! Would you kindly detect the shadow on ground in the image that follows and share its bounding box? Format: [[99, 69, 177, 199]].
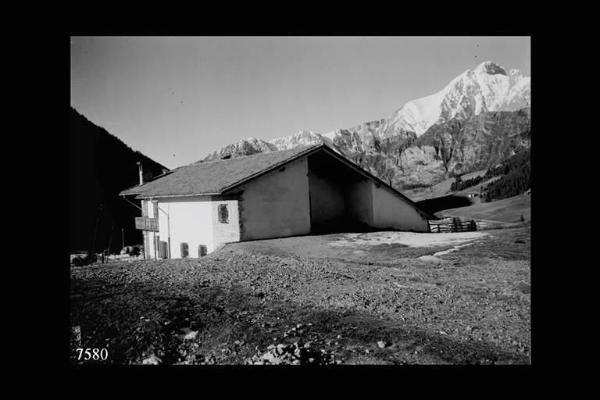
[[70, 274, 529, 365]]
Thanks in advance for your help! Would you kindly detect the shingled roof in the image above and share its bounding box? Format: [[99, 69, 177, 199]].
[[120, 143, 434, 220], [119, 144, 322, 198]]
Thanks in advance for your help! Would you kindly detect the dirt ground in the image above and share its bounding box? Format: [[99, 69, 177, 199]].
[[70, 225, 531, 365]]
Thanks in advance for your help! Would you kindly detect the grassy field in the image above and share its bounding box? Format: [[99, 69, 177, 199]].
[[404, 170, 488, 201], [70, 227, 530, 365], [438, 193, 531, 223]]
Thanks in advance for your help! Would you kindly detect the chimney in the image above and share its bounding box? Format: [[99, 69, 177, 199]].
[[137, 161, 143, 185]]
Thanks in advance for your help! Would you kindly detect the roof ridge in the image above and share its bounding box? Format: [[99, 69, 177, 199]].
[[190, 143, 322, 167], [119, 144, 326, 198], [219, 144, 325, 193]]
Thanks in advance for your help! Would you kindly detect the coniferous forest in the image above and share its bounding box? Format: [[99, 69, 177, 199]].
[[70, 108, 168, 254], [483, 148, 530, 202], [449, 147, 530, 201]]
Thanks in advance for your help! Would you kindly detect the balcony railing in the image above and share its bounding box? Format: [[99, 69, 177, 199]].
[[135, 217, 158, 232]]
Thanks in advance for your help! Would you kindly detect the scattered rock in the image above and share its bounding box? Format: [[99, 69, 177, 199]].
[[377, 341, 389, 349], [180, 328, 198, 340], [276, 344, 287, 355], [71, 231, 531, 366], [71, 326, 82, 345], [142, 354, 162, 365]]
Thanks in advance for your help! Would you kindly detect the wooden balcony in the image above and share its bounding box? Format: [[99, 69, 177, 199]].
[[135, 217, 158, 232]]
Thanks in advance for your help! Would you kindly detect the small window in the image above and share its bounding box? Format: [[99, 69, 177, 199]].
[[198, 244, 207, 257], [218, 204, 229, 224]]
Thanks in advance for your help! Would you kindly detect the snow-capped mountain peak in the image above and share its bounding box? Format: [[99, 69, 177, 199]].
[[473, 60, 507, 75], [386, 60, 530, 136], [269, 130, 333, 150]]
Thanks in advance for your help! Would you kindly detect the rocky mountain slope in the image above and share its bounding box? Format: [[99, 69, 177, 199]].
[[201, 61, 530, 190], [204, 137, 278, 161]]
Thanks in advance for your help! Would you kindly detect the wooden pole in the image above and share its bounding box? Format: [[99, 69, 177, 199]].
[[91, 202, 103, 257], [107, 224, 114, 261]]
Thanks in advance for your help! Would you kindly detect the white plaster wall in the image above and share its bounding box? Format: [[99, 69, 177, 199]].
[[371, 183, 429, 232], [156, 196, 216, 258], [141, 200, 157, 259], [148, 231, 156, 259], [236, 158, 311, 241], [147, 201, 156, 258], [141, 201, 149, 258], [143, 200, 165, 259], [211, 199, 241, 250]]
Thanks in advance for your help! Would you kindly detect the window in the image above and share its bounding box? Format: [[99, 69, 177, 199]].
[[198, 244, 207, 257], [180, 242, 189, 258], [218, 204, 229, 223]]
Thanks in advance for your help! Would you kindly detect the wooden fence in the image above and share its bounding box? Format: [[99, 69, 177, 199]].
[[427, 217, 477, 233]]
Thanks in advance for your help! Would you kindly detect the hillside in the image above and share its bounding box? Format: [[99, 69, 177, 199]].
[[416, 146, 531, 219], [404, 169, 489, 201], [437, 193, 531, 224], [70, 107, 169, 254]]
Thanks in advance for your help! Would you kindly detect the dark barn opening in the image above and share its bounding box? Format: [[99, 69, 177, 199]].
[[307, 151, 373, 234]]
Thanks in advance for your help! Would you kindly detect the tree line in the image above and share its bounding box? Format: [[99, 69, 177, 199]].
[[483, 149, 530, 201], [450, 148, 530, 201]]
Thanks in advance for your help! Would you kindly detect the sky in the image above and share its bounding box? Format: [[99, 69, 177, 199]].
[[71, 36, 530, 169]]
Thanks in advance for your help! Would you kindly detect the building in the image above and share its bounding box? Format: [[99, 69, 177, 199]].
[[120, 144, 433, 259]]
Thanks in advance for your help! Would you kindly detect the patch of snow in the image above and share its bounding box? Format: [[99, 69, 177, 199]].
[[431, 242, 475, 256], [330, 231, 487, 248], [417, 255, 444, 263], [415, 240, 477, 263]]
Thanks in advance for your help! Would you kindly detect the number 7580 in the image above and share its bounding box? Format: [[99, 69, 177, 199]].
[[75, 348, 108, 361]]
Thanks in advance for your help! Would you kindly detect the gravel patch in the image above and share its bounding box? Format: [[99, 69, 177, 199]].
[[70, 227, 529, 365]]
